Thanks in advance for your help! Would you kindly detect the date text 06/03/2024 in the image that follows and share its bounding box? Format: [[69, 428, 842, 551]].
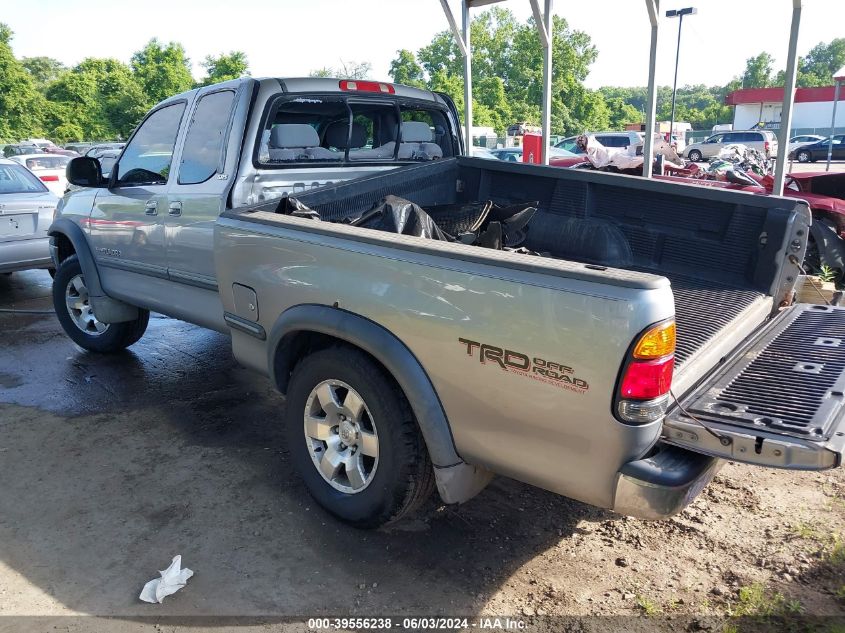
[[307, 617, 526, 630]]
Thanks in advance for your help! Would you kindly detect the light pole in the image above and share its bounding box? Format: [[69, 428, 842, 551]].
[[827, 67, 845, 172], [666, 7, 696, 143]]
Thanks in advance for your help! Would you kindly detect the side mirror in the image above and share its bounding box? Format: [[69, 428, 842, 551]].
[[67, 156, 105, 187]]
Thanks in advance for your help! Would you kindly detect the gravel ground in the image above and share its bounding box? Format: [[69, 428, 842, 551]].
[[2, 270, 845, 632]]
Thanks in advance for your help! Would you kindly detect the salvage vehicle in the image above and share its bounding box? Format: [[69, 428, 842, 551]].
[[684, 130, 777, 162], [49, 77, 845, 528], [0, 158, 58, 275]]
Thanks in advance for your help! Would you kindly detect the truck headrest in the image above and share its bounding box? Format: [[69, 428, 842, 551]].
[[269, 124, 320, 149], [401, 121, 433, 143]]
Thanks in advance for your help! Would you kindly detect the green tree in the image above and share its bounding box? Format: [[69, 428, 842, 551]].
[[389, 7, 605, 136], [0, 23, 45, 141], [740, 52, 775, 88], [308, 67, 333, 78], [45, 58, 148, 142], [388, 49, 425, 88], [605, 97, 642, 130], [200, 51, 249, 86], [130, 38, 193, 104], [781, 39, 845, 87], [21, 56, 66, 92], [308, 60, 373, 80]]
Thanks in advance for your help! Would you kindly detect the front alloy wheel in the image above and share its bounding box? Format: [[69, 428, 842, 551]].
[[305, 379, 379, 493], [797, 150, 811, 163], [65, 274, 109, 335]]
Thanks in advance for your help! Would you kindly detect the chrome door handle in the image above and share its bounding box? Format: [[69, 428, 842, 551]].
[[168, 201, 182, 216], [144, 200, 158, 215]]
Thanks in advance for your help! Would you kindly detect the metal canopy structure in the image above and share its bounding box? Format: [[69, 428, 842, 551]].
[[438, 0, 803, 195], [439, 0, 553, 163]]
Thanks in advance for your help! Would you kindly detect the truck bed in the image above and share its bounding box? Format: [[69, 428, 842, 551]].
[[257, 157, 800, 385], [650, 273, 766, 367]]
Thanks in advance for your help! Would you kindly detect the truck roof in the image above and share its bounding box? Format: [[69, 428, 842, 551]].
[[162, 77, 443, 107]]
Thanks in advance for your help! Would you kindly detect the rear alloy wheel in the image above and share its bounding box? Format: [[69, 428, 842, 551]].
[[797, 150, 811, 163], [687, 149, 703, 162], [52, 254, 149, 353], [285, 346, 435, 527], [304, 379, 380, 493]]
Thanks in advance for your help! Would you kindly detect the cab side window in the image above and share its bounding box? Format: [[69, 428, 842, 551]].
[[116, 103, 186, 186], [178, 91, 236, 185]]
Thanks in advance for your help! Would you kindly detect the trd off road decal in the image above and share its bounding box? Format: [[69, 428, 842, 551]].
[[458, 338, 589, 393]]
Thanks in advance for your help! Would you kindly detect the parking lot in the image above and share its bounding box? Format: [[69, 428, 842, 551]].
[[2, 268, 845, 625]]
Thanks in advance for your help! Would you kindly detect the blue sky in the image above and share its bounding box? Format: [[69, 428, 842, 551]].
[[5, 0, 844, 88]]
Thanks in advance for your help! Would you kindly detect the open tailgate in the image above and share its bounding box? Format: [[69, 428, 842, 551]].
[[664, 304, 845, 470]]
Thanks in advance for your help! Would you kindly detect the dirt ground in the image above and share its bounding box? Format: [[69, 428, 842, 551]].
[[2, 270, 845, 632]]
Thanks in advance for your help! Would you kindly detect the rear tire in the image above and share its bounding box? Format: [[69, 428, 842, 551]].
[[52, 254, 149, 353], [797, 150, 811, 163], [688, 149, 703, 162], [284, 345, 435, 528]]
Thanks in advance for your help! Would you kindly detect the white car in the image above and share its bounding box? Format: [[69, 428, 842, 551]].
[[0, 158, 58, 274], [9, 153, 70, 196]]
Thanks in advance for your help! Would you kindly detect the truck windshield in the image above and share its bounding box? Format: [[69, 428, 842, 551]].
[[256, 95, 453, 167]]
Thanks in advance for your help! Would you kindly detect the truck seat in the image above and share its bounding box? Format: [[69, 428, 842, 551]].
[[323, 121, 367, 151], [397, 122, 443, 160], [268, 124, 340, 161]]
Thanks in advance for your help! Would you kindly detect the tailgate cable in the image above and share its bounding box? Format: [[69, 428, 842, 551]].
[[668, 388, 732, 446], [788, 254, 832, 306]]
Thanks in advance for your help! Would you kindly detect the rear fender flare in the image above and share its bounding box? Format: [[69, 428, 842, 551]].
[[267, 304, 462, 469]]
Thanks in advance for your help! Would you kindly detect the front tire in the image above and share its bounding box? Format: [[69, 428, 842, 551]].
[[52, 254, 149, 353], [284, 346, 435, 527], [687, 149, 703, 162]]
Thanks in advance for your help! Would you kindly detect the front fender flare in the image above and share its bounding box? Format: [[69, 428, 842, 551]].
[[49, 218, 104, 296], [48, 218, 138, 323]]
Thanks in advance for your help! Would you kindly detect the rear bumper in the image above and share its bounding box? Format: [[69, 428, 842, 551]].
[[613, 445, 721, 520], [0, 237, 52, 273]]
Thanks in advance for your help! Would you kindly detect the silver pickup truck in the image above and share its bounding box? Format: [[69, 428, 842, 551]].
[[49, 77, 845, 528]]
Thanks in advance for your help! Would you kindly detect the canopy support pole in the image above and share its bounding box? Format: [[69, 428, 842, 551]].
[[827, 79, 841, 172], [529, 0, 553, 164], [642, 0, 660, 178], [462, 1, 473, 153], [772, 0, 802, 197], [439, 0, 472, 151]]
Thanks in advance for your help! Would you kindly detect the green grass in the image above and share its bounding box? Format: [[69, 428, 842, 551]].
[[727, 582, 803, 617], [635, 594, 661, 616], [828, 534, 845, 565], [792, 521, 820, 540]]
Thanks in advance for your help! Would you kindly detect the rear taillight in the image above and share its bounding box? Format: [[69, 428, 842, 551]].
[[39, 175, 59, 182], [339, 80, 395, 94], [615, 320, 675, 424], [764, 141, 770, 152]]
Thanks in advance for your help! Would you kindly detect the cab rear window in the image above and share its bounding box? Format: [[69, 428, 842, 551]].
[[256, 96, 453, 166]]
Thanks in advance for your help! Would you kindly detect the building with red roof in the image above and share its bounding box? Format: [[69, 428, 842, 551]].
[[725, 86, 844, 133]]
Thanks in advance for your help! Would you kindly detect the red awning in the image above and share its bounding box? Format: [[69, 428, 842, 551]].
[[725, 86, 845, 106]]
